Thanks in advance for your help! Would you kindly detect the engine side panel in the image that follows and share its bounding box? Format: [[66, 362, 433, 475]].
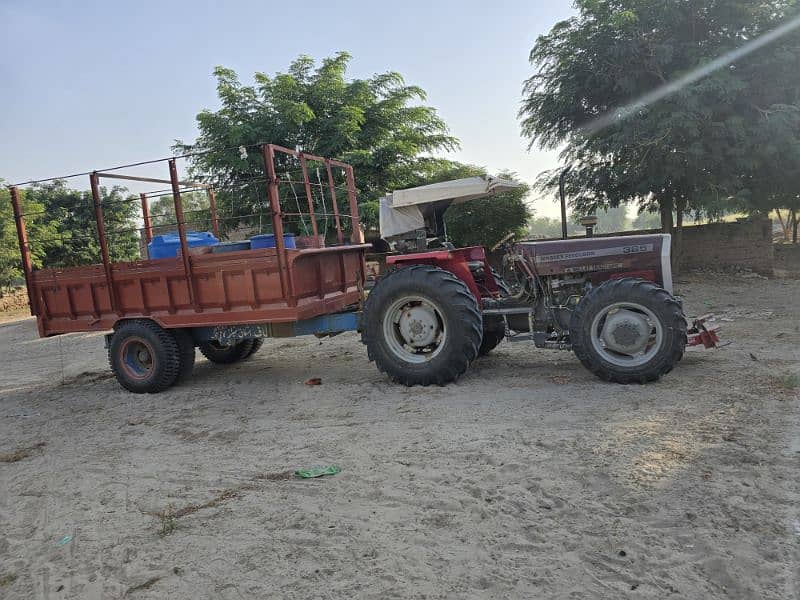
[[518, 234, 673, 293]]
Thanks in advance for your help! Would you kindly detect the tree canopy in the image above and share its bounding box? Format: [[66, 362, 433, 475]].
[[176, 52, 461, 232], [442, 168, 531, 249], [520, 0, 800, 240]]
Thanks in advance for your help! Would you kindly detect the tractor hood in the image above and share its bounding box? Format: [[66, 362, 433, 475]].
[[379, 175, 521, 238], [518, 233, 674, 294]]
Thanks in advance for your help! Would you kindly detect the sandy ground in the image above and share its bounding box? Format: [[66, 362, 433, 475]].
[[0, 273, 798, 599]]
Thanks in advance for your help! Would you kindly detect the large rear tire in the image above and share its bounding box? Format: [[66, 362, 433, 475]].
[[108, 320, 181, 393], [569, 278, 687, 384], [362, 265, 482, 386], [198, 339, 255, 364]]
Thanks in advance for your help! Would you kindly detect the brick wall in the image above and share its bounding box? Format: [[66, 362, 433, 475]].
[[774, 243, 800, 276], [673, 218, 773, 274], [0, 288, 30, 314]]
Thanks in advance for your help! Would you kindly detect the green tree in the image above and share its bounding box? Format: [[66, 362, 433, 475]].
[[443, 169, 531, 249], [590, 205, 631, 234], [528, 215, 582, 239], [148, 191, 212, 231], [0, 183, 56, 289], [25, 181, 140, 268], [176, 52, 458, 235], [631, 210, 664, 231], [520, 0, 800, 254]]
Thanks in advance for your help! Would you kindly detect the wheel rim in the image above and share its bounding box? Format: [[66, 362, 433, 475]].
[[120, 337, 156, 380], [589, 302, 664, 368], [382, 295, 447, 364]]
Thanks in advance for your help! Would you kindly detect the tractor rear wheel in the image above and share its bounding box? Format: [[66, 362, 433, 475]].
[[108, 319, 181, 393], [569, 278, 687, 384], [362, 265, 482, 386], [198, 339, 255, 364]]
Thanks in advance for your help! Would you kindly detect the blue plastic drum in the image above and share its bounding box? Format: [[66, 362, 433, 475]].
[[250, 233, 296, 249]]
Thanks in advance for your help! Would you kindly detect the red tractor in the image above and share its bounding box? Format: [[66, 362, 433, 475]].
[[363, 177, 718, 386]]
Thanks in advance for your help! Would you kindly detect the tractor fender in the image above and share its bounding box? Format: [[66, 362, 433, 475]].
[[386, 246, 494, 305]]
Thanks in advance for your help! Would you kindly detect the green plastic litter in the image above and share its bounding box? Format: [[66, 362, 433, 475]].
[[295, 465, 340, 479]]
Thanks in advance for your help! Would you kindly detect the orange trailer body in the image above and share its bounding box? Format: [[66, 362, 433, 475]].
[[9, 144, 369, 338]]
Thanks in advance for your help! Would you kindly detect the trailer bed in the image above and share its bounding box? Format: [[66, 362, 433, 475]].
[[29, 244, 368, 337]]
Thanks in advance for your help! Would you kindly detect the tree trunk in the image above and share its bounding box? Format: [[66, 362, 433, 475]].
[[775, 209, 789, 241], [659, 197, 674, 233], [673, 201, 685, 273]]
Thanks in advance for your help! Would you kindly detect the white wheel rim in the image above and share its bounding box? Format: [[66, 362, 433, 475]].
[[589, 301, 664, 368], [382, 295, 447, 364]]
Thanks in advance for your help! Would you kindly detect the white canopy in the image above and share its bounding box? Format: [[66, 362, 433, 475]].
[[379, 175, 520, 238]]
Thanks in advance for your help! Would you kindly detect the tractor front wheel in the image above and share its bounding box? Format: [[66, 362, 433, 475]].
[[569, 278, 687, 384], [362, 265, 482, 386]]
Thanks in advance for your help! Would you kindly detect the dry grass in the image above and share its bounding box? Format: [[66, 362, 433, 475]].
[[154, 489, 242, 536], [775, 372, 800, 392], [125, 575, 162, 595], [157, 504, 177, 537], [151, 470, 294, 536], [0, 442, 45, 463]]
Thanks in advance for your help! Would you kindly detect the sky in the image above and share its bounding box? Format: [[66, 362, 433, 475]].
[[0, 0, 576, 217]]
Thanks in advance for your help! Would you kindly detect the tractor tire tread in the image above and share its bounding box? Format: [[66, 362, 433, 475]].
[[362, 265, 482, 386], [569, 278, 687, 384]]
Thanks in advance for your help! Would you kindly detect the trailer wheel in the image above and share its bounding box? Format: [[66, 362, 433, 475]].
[[108, 320, 181, 393], [478, 270, 509, 356], [247, 338, 264, 357], [569, 278, 687, 384], [478, 327, 505, 356], [362, 265, 482, 385], [172, 329, 196, 382], [198, 339, 255, 364]]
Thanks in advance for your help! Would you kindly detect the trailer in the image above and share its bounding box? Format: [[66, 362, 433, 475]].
[[9, 144, 370, 392]]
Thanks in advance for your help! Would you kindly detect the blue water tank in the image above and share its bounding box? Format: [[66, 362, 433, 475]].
[[148, 231, 219, 259], [250, 233, 296, 249]]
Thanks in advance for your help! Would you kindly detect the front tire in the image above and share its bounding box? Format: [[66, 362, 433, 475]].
[[362, 265, 482, 386], [108, 320, 181, 393], [569, 278, 687, 384]]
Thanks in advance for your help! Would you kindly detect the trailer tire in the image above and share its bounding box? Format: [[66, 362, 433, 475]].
[[172, 329, 196, 382], [569, 278, 687, 384], [246, 338, 264, 357], [198, 339, 255, 364], [478, 327, 505, 356], [478, 270, 509, 356], [108, 320, 181, 393], [362, 265, 482, 386]]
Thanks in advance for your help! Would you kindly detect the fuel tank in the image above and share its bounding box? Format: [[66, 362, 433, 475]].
[[517, 233, 673, 293]]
